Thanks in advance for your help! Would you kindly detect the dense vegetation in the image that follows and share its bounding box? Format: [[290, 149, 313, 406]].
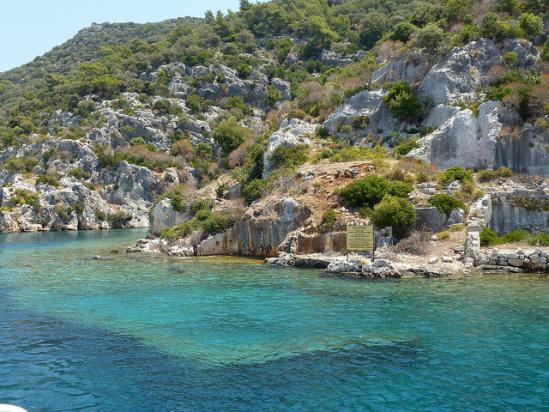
[[0, 0, 547, 240]]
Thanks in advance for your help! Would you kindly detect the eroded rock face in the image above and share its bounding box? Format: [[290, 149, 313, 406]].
[[323, 89, 399, 137], [411, 101, 502, 169], [197, 198, 311, 257], [495, 124, 549, 175], [372, 50, 430, 86], [490, 189, 549, 235], [150, 198, 191, 236], [418, 39, 538, 106], [263, 119, 316, 178]]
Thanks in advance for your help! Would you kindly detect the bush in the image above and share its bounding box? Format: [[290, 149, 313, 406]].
[[371, 195, 416, 237], [428, 194, 466, 215], [415, 24, 445, 51], [476, 167, 513, 182], [383, 81, 423, 121], [387, 180, 414, 198], [519, 13, 543, 36], [213, 117, 250, 155], [186, 94, 207, 114], [36, 172, 60, 187], [10, 189, 40, 210], [69, 168, 91, 180], [393, 139, 419, 156], [242, 179, 268, 205], [190, 198, 214, 216], [322, 209, 337, 230], [269, 144, 309, 171], [337, 175, 389, 208], [168, 187, 185, 212], [438, 166, 473, 185], [2, 156, 39, 174], [436, 230, 450, 240], [390, 22, 416, 42], [236, 64, 252, 79], [480, 227, 498, 246]]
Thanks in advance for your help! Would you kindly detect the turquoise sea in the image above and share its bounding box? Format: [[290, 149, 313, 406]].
[[0, 229, 548, 411]]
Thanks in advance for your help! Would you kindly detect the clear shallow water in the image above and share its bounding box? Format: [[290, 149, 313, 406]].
[[1, 230, 549, 411]]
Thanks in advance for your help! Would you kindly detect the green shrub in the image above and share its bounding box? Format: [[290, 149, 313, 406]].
[[438, 166, 473, 185], [2, 157, 39, 174], [161, 221, 197, 240], [130, 137, 147, 146], [428, 194, 466, 215], [242, 179, 268, 205], [266, 85, 283, 107], [236, 64, 252, 79], [502, 51, 518, 65], [186, 94, 207, 114], [387, 181, 414, 198], [393, 139, 419, 156], [269, 144, 309, 171], [476, 167, 513, 182], [383, 81, 423, 121], [190, 198, 214, 216], [449, 223, 465, 232], [213, 117, 250, 154], [69, 168, 91, 180], [480, 227, 498, 246], [36, 172, 60, 187], [371, 195, 416, 237], [337, 175, 390, 208], [10, 189, 40, 210], [519, 12, 543, 36], [414, 23, 445, 51], [436, 230, 450, 240], [322, 209, 337, 230], [201, 212, 232, 236], [168, 187, 185, 212], [390, 22, 416, 42]]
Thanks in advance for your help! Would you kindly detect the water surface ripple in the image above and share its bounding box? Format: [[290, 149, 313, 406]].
[[1, 230, 548, 411]]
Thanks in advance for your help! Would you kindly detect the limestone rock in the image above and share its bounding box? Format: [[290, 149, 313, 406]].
[[263, 119, 315, 178]]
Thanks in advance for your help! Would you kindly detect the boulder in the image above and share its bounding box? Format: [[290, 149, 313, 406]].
[[263, 119, 315, 178]]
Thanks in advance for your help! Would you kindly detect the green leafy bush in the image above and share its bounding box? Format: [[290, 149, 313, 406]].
[[393, 139, 419, 156], [213, 117, 250, 154], [390, 22, 416, 42], [519, 12, 543, 36], [383, 81, 423, 121], [269, 144, 309, 171], [2, 157, 39, 174], [337, 175, 390, 208], [480, 227, 498, 246], [36, 172, 60, 187], [242, 179, 268, 205], [337, 175, 412, 208], [69, 168, 91, 180], [438, 166, 473, 185], [428, 194, 466, 215], [476, 167, 513, 182], [322, 208, 337, 230], [10, 189, 40, 210], [371, 195, 416, 236], [387, 181, 414, 198]]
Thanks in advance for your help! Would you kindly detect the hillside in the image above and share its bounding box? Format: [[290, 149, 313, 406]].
[[0, 0, 548, 271]]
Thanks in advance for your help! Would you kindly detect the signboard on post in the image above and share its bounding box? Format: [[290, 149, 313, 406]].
[[346, 224, 375, 260]]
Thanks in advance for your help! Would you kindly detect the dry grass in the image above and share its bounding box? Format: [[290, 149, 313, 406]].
[[392, 230, 432, 255]]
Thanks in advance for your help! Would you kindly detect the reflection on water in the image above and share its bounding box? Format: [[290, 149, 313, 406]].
[[1, 230, 548, 411]]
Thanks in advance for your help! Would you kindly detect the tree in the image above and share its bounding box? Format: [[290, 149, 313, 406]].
[[390, 22, 416, 42], [414, 23, 445, 51], [337, 175, 390, 208], [371, 195, 416, 237], [519, 13, 543, 37], [383, 81, 423, 121], [496, 0, 519, 14], [359, 12, 389, 49]]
